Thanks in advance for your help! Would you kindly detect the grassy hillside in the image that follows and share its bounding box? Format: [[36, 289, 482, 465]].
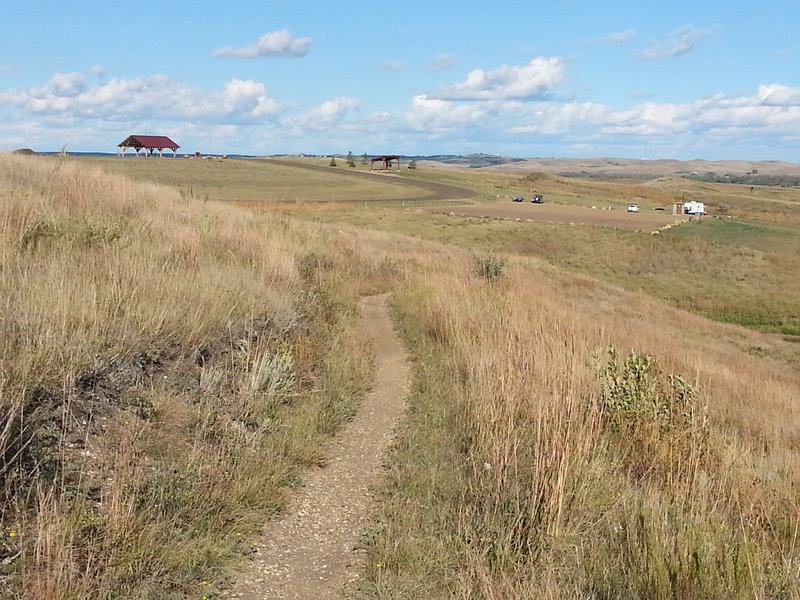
[[2, 154, 799, 598], [294, 210, 800, 340], [0, 153, 394, 598], [338, 235, 800, 599], [75, 156, 422, 204]]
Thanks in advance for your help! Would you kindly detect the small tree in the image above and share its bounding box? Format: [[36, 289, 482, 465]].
[[361, 152, 369, 165], [346, 151, 356, 168], [408, 158, 418, 170], [329, 156, 337, 167]]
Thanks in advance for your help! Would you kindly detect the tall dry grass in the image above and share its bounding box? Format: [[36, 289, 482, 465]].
[[0, 153, 383, 598], [3, 152, 799, 598], [350, 236, 800, 598]]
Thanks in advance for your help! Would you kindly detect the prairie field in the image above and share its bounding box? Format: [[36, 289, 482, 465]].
[[76, 156, 424, 204], [1, 152, 799, 599]]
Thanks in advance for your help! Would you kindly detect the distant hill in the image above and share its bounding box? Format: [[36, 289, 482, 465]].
[[417, 153, 527, 168], [416, 155, 800, 178]]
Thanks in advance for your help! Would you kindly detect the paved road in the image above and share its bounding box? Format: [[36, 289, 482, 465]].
[[263, 158, 475, 204]]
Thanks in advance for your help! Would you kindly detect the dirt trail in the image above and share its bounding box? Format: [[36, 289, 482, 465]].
[[263, 158, 476, 204], [226, 294, 410, 600]]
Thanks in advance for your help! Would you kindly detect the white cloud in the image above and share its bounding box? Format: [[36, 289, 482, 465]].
[[285, 97, 360, 130], [637, 25, 714, 60], [407, 94, 489, 129], [429, 53, 456, 71], [213, 30, 311, 59], [0, 73, 286, 123], [49, 72, 87, 97], [2, 59, 799, 159], [583, 30, 637, 46], [90, 65, 107, 78], [372, 83, 800, 150], [0, 64, 10, 74], [601, 102, 692, 135], [755, 84, 800, 106], [433, 57, 565, 101], [507, 102, 613, 135]]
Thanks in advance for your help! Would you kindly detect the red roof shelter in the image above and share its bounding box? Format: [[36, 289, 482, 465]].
[[118, 135, 180, 157], [370, 155, 401, 171]]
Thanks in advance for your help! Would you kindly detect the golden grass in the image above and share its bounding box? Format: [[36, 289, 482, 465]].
[[71, 156, 422, 204], [0, 153, 386, 598], [3, 153, 799, 598], [291, 203, 800, 338], [345, 234, 800, 598]]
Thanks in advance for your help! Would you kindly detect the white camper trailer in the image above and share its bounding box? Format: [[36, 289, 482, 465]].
[[683, 201, 706, 215]]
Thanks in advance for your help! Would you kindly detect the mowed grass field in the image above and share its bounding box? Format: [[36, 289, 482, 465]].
[[75, 156, 424, 204]]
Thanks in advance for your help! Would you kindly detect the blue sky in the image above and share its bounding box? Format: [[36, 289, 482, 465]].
[[1, 0, 799, 160]]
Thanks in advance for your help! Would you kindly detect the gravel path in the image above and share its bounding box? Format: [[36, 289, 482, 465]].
[[425, 202, 688, 232], [226, 294, 410, 600]]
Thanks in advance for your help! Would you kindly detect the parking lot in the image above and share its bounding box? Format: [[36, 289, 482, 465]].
[[426, 201, 688, 232]]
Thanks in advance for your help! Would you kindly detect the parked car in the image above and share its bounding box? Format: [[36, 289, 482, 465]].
[[512, 195, 525, 202], [532, 194, 544, 203], [627, 204, 641, 213]]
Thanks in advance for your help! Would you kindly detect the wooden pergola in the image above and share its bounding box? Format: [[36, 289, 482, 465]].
[[117, 135, 180, 157], [370, 155, 401, 171]]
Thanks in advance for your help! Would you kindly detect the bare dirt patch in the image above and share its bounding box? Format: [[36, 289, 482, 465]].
[[225, 294, 410, 600], [425, 202, 688, 232]]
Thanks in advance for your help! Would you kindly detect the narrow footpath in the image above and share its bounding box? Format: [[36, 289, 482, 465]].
[[226, 294, 410, 600]]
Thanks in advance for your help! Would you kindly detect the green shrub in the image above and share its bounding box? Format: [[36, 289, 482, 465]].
[[599, 345, 702, 433], [474, 255, 506, 282]]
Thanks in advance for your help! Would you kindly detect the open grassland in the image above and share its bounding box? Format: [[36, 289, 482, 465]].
[[403, 166, 800, 221], [74, 156, 423, 204], [350, 239, 800, 599], [0, 153, 399, 598], [2, 154, 799, 599], [295, 206, 800, 338]]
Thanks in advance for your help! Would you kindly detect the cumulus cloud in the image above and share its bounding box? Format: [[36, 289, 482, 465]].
[[755, 84, 800, 106], [48, 72, 87, 97], [213, 30, 311, 59], [285, 97, 360, 130], [407, 94, 489, 128], [3, 60, 798, 159], [601, 102, 692, 135], [371, 82, 800, 151], [89, 65, 106, 78], [433, 57, 565, 101], [637, 25, 714, 60], [507, 102, 613, 135], [0, 73, 286, 123], [429, 53, 456, 71]]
